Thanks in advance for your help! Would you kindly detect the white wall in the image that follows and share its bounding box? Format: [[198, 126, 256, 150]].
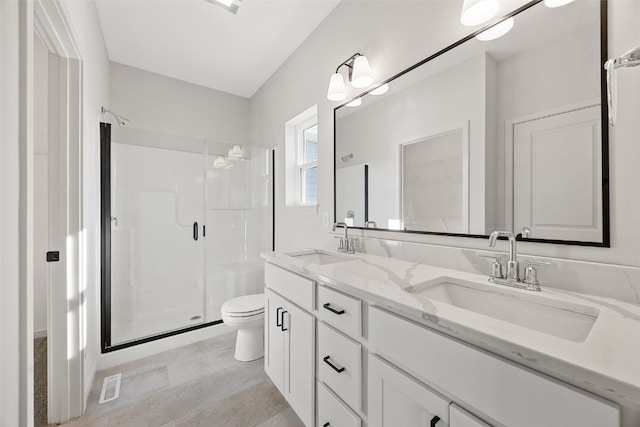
[[250, 0, 640, 267], [110, 62, 250, 144], [60, 0, 111, 402], [33, 35, 49, 338]]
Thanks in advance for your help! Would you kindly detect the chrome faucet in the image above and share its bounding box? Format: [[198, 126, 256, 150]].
[[364, 220, 377, 228], [333, 222, 355, 254], [488, 230, 520, 281], [484, 229, 555, 291]]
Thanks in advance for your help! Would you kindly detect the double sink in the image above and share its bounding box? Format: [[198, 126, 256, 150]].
[[285, 249, 599, 343]]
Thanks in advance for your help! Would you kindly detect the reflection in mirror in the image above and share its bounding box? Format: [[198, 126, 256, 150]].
[[334, 0, 608, 245]]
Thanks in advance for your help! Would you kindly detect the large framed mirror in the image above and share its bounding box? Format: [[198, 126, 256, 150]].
[[334, 0, 609, 246]]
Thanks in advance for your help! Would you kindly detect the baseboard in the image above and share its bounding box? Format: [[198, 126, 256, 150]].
[[34, 329, 47, 339]]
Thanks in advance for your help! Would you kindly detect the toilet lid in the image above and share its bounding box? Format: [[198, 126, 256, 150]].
[[221, 293, 264, 316]]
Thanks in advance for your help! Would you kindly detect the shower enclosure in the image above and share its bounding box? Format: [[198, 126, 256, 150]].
[[100, 124, 273, 350]]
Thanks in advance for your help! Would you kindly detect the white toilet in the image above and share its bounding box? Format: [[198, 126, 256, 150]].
[[221, 293, 265, 362]]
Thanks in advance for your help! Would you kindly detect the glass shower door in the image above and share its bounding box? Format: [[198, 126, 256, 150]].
[[109, 142, 206, 346]]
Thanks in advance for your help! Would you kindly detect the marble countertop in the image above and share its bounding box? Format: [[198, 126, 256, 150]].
[[261, 248, 640, 408]]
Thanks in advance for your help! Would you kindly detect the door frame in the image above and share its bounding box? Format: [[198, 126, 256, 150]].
[[34, 0, 85, 422]]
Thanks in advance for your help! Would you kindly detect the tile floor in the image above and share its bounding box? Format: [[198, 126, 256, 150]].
[[62, 332, 304, 427]]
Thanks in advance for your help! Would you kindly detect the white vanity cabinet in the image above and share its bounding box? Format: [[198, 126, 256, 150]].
[[369, 354, 450, 427], [264, 269, 315, 427], [263, 260, 621, 427]]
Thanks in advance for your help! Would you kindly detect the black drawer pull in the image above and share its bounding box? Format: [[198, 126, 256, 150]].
[[323, 355, 345, 373], [323, 303, 345, 315], [430, 415, 441, 427], [193, 221, 198, 241], [276, 307, 283, 327], [323, 423, 330, 427], [281, 310, 288, 331]]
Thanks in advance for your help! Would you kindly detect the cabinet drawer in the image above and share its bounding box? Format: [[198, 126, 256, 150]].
[[450, 404, 491, 427], [318, 322, 362, 411], [264, 263, 314, 312], [318, 381, 361, 427], [318, 285, 361, 338], [369, 306, 620, 427]]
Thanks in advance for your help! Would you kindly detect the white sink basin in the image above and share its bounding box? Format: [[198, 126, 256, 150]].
[[407, 277, 599, 342], [286, 250, 355, 266]]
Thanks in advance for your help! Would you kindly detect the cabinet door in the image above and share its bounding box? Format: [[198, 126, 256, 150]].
[[264, 289, 285, 393], [450, 404, 491, 427], [369, 354, 450, 427], [284, 301, 315, 427]]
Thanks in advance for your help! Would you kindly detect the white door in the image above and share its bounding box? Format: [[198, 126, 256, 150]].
[[284, 301, 315, 427], [264, 289, 285, 393], [368, 355, 450, 427], [513, 105, 602, 242]]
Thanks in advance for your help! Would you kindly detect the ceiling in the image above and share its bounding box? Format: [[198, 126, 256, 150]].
[[96, 0, 341, 98]]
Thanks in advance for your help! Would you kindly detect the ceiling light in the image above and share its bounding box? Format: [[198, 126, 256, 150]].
[[543, 0, 575, 7], [346, 98, 362, 108], [370, 83, 389, 96], [213, 157, 227, 168], [460, 0, 500, 26], [327, 73, 347, 101], [326, 53, 377, 101], [204, 0, 242, 15], [475, 17, 514, 41]]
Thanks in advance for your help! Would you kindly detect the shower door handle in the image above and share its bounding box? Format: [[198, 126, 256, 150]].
[[193, 222, 198, 241]]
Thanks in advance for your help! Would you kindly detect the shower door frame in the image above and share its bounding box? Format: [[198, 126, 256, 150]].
[[100, 123, 224, 353], [100, 124, 275, 353]]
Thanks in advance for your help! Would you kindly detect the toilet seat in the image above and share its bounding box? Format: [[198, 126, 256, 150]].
[[221, 293, 264, 317]]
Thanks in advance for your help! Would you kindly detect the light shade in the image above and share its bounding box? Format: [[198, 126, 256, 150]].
[[346, 98, 362, 108], [543, 0, 575, 7], [327, 73, 347, 101], [475, 17, 514, 41], [370, 83, 389, 96], [351, 56, 374, 88], [460, 0, 500, 26]]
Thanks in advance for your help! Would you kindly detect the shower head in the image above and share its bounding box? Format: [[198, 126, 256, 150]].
[[101, 106, 130, 126]]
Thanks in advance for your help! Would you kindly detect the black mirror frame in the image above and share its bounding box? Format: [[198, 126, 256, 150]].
[[333, 0, 610, 248]]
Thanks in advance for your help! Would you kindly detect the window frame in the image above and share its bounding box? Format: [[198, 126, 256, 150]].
[[295, 117, 318, 206]]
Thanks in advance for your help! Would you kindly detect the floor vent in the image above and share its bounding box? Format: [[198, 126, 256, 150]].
[[99, 373, 122, 404]]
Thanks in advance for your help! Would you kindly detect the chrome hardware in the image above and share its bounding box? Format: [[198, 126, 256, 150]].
[[333, 222, 355, 254], [488, 230, 520, 281], [523, 260, 557, 291], [478, 254, 504, 280], [365, 220, 377, 228]]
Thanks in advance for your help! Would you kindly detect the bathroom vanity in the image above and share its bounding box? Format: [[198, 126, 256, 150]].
[[262, 249, 640, 427]]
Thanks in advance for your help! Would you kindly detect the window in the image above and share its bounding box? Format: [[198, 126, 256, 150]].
[[285, 105, 318, 207], [297, 121, 318, 205]]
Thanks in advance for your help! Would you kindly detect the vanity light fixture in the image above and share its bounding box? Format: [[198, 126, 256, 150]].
[[543, 0, 575, 8], [460, 0, 500, 26], [326, 53, 374, 101], [346, 98, 362, 108], [475, 17, 514, 41], [204, 0, 242, 15], [370, 83, 389, 96]]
